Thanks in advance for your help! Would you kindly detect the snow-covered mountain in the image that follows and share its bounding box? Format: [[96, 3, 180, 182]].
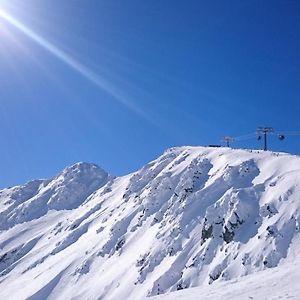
[[1, 146, 300, 300]]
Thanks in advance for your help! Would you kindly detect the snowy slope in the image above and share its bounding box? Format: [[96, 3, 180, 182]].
[[0, 147, 300, 300], [153, 254, 300, 300]]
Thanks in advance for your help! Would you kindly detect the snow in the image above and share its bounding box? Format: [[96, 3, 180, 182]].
[[153, 255, 300, 300], [0, 146, 300, 299], [0, 162, 110, 230]]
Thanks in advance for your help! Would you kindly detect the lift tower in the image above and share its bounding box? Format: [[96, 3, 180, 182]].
[[222, 136, 235, 147], [256, 127, 274, 151]]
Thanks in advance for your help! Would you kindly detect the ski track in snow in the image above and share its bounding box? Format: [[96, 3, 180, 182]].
[[0, 146, 300, 299]]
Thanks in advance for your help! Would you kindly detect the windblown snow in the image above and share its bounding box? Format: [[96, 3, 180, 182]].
[[0, 147, 300, 300]]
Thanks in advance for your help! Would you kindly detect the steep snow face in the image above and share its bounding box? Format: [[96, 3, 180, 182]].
[[0, 147, 300, 300]]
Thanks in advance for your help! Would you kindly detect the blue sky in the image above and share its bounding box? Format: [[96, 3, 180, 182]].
[[0, 0, 300, 187]]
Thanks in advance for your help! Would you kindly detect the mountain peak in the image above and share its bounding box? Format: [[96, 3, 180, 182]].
[[1, 147, 300, 299], [57, 161, 110, 186], [0, 161, 111, 230], [62, 161, 107, 173]]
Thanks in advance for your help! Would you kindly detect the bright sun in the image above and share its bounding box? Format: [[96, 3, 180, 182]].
[[0, 4, 143, 116]]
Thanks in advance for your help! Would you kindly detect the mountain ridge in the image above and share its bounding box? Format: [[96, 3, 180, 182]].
[[0, 146, 300, 299]]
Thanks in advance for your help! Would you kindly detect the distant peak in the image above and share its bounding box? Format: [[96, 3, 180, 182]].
[[61, 162, 109, 177]]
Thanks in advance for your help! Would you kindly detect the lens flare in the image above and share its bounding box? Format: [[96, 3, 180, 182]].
[[0, 8, 145, 117]]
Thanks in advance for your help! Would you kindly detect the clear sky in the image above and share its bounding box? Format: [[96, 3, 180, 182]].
[[0, 0, 300, 188]]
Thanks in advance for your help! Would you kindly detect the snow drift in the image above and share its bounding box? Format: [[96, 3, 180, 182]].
[[0, 147, 300, 299]]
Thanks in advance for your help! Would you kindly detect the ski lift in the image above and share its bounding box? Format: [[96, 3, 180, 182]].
[[257, 136, 262, 141]]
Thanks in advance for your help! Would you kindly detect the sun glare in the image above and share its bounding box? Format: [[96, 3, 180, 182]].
[[0, 6, 149, 121]]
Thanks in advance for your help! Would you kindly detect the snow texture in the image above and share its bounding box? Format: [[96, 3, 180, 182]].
[[0, 147, 300, 299]]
